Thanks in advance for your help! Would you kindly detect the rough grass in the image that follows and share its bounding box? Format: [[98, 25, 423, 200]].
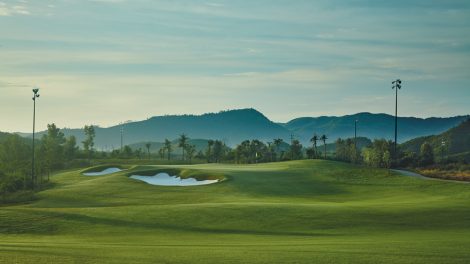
[[1, 160, 470, 263], [418, 164, 470, 181]]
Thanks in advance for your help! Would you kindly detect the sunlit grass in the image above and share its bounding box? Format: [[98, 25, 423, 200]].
[[1, 160, 469, 263]]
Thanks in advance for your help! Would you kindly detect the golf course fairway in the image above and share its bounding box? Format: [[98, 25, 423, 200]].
[[1, 160, 469, 263]]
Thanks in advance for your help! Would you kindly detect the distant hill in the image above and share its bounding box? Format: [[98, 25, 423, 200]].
[[22, 109, 468, 149], [0, 131, 32, 144], [0, 132, 10, 142], [32, 108, 291, 149], [282, 112, 469, 144], [400, 118, 470, 160]]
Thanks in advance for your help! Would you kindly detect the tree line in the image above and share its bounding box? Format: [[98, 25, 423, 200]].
[[0, 123, 95, 199], [0, 121, 443, 200]]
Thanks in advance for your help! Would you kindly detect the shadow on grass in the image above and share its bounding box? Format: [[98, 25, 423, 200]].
[[21, 209, 337, 238]]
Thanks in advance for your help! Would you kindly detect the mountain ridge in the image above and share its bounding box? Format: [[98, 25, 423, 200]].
[[17, 108, 469, 149], [400, 118, 470, 161], [282, 112, 469, 144]]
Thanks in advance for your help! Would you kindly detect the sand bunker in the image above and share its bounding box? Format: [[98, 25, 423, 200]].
[[130, 172, 218, 186]]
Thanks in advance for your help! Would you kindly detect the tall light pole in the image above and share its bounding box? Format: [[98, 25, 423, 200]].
[[392, 79, 402, 165], [31, 88, 40, 189]]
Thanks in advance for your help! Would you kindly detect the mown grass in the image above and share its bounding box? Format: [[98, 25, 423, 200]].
[[1, 160, 470, 263]]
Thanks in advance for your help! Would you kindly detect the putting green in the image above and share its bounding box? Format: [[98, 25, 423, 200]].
[[1, 160, 469, 263]]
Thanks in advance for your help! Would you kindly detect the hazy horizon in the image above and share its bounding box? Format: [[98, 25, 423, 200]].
[[1, 0, 470, 132], [6, 108, 470, 134]]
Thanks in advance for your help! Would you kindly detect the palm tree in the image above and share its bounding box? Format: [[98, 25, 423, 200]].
[[320, 134, 328, 159], [164, 139, 172, 160], [310, 134, 319, 158], [207, 139, 214, 163], [178, 134, 189, 161], [273, 138, 283, 161], [145, 142, 151, 159]]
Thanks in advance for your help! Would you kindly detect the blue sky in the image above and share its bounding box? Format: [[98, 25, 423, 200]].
[[1, 0, 469, 132]]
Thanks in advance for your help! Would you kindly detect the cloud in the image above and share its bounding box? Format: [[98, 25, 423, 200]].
[[205, 2, 224, 8], [88, 0, 126, 3], [223, 72, 260, 77], [0, 0, 469, 132], [0, 80, 30, 88], [0, 2, 30, 16]]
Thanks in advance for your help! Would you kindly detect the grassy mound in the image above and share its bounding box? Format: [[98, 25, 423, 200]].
[[81, 164, 131, 174], [127, 167, 225, 181]]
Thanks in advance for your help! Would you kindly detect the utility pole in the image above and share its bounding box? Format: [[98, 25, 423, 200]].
[[120, 122, 124, 151], [354, 119, 358, 163], [31, 88, 40, 189], [290, 134, 295, 160], [392, 79, 402, 166]]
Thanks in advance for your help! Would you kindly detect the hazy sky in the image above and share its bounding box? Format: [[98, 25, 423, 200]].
[[1, 0, 469, 132]]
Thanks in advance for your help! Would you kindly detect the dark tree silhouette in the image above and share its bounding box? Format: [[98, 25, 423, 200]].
[[145, 142, 151, 159], [186, 144, 196, 164], [320, 134, 328, 159], [164, 139, 172, 161], [178, 134, 188, 161], [83, 125, 95, 160], [213, 140, 225, 163], [420, 142, 434, 166], [206, 140, 214, 163], [310, 134, 319, 158], [158, 147, 165, 160], [273, 138, 283, 161]]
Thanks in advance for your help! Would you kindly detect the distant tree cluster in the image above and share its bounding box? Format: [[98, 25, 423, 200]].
[[334, 138, 360, 164], [0, 134, 31, 198], [0, 123, 140, 198], [137, 134, 335, 164], [0, 123, 79, 198], [361, 139, 393, 168], [152, 135, 198, 163], [2, 119, 458, 200], [332, 137, 437, 169], [234, 140, 272, 163]]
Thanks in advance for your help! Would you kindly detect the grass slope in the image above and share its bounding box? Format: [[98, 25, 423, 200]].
[[1, 160, 470, 263]]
